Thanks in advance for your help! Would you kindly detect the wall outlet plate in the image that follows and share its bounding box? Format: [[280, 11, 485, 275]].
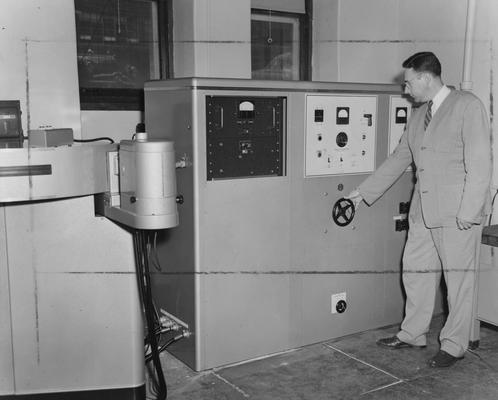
[[331, 292, 347, 314]]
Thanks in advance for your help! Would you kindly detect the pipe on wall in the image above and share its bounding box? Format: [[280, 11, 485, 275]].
[[461, 0, 476, 91]]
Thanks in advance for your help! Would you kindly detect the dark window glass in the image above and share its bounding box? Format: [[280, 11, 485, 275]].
[[75, 0, 169, 110]]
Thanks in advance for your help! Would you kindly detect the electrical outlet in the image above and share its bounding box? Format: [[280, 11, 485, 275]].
[[331, 292, 347, 314]]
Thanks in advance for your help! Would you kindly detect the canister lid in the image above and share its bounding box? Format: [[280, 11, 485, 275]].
[[120, 138, 174, 153]]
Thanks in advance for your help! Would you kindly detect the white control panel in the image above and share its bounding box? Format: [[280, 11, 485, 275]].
[[305, 94, 377, 176], [388, 95, 412, 155]]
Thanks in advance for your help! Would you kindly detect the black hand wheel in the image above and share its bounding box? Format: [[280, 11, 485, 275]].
[[332, 198, 355, 227]]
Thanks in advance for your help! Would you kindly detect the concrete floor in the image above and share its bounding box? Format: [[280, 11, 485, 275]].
[[148, 316, 498, 399]]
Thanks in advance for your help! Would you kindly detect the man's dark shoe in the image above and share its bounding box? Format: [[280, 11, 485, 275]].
[[428, 350, 463, 368], [376, 336, 426, 349]]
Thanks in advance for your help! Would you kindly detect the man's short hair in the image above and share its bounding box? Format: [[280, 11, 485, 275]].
[[402, 52, 441, 77]]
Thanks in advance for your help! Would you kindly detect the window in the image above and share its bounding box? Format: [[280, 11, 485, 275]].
[[74, 0, 170, 110], [251, 6, 311, 81]]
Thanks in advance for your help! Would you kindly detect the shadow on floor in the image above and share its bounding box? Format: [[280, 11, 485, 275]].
[[147, 316, 498, 399]]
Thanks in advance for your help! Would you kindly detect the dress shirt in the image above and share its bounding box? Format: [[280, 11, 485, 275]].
[[431, 85, 451, 115]]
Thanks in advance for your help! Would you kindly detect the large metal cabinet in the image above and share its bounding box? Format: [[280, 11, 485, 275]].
[[0, 146, 144, 399], [145, 78, 414, 371], [479, 226, 498, 326]]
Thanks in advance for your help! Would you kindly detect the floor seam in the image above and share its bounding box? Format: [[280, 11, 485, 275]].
[[323, 343, 406, 395], [211, 370, 251, 398], [359, 380, 405, 395]]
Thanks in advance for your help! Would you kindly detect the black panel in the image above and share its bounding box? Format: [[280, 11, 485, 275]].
[[0, 164, 52, 177], [0, 385, 145, 400], [206, 96, 285, 180], [0, 100, 23, 148]]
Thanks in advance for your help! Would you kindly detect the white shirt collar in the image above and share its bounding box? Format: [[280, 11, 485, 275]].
[[430, 85, 451, 114]]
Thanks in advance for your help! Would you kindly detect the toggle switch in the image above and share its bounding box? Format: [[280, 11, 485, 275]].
[[395, 219, 409, 231], [363, 113, 373, 126], [399, 201, 410, 214]]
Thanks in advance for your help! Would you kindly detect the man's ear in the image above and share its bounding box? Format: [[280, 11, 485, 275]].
[[421, 72, 432, 84]]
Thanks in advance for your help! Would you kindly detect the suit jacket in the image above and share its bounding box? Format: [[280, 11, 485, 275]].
[[359, 90, 492, 228]]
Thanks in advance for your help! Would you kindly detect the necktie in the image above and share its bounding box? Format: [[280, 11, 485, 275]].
[[424, 100, 433, 130]]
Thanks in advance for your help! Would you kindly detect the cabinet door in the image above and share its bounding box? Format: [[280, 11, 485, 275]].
[[0, 207, 15, 395], [478, 244, 498, 325]]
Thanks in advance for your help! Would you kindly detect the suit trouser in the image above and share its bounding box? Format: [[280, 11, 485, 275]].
[[396, 217, 482, 357]]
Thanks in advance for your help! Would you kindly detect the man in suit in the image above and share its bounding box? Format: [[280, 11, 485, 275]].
[[346, 52, 492, 367]]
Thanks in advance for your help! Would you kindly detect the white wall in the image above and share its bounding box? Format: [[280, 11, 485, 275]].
[[0, 0, 81, 138], [312, 0, 339, 81], [173, 0, 252, 78], [313, 0, 481, 87]]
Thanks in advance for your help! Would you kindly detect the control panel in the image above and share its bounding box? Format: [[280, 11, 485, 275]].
[[206, 96, 285, 180], [305, 94, 377, 176], [388, 95, 412, 155]]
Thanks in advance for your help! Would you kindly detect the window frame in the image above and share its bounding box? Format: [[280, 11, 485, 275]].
[[75, 0, 172, 111]]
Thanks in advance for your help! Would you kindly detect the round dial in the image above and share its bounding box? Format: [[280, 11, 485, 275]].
[[336, 131, 348, 147]]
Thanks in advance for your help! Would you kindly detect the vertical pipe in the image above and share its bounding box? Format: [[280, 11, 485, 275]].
[[461, 0, 477, 91]]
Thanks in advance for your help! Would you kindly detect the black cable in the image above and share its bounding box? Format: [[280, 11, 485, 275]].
[[134, 230, 167, 400], [73, 137, 115, 144], [152, 301, 161, 329], [145, 327, 174, 346], [144, 231, 167, 399], [137, 231, 163, 399], [143, 230, 167, 399], [133, 232, 146, 316], [150, 232, 163, 272], [146, 333, 185, 363], [145, 328, 177, 361]]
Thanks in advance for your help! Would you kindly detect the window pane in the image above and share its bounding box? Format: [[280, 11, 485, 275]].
[[75, 0, 160, 91], [251, 14, 300, 80]]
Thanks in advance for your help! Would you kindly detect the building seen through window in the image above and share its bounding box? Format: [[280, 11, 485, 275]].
[[74, 0, 167, 110]]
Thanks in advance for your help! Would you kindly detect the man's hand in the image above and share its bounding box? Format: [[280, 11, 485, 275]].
[[344, 189, 363, 209], [456, 217, 473, 230]]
